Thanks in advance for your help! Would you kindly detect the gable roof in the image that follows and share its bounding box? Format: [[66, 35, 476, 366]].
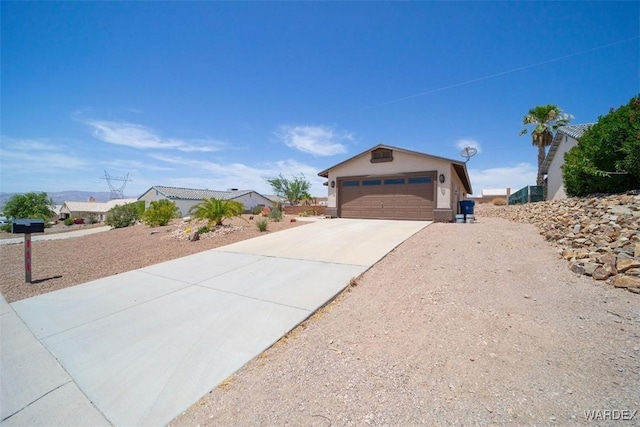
[[541, 124, 594, 174], [61, 199, 137, 214], [318, 144, 473, 194], [140, 186, 272, 202]]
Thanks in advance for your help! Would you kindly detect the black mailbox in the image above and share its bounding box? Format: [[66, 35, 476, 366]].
[[12, 219, 45, 234]]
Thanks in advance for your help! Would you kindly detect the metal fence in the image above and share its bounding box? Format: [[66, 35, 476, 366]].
[[508, 185, 544, 205]]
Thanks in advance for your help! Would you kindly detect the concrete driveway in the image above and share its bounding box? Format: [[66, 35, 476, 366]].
[[1, 219, 430, 426]]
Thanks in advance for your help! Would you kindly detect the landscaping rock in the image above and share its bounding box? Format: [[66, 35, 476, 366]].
[[189, 231, 200, 241], [612, 275, 640, 288]]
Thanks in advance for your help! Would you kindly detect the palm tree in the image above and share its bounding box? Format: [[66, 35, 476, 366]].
[[189, 198, 245, 227], [520, 105, 573, 186]]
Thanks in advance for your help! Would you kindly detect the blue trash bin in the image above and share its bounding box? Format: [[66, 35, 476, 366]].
[[459, 200, 475, 215]]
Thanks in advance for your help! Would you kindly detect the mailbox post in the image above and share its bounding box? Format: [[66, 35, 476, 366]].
[[11, 219, 45, 283]]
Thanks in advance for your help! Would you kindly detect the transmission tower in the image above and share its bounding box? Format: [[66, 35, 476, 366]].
[[101, 170, 132, 199]]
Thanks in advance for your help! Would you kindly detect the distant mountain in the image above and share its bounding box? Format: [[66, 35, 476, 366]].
[[0, 191, 135, 209]]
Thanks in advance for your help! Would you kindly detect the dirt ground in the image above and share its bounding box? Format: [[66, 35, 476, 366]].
[[170, 217, 640, 426]]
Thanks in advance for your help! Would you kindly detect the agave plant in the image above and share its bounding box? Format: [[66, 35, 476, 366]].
[[189, 198, 245, 227]]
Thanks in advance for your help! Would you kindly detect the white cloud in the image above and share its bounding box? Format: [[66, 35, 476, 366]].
[[84, 119, 225, 153], [276, 125, 351, 156], [149, 154, 327, 196], [0, 137, 91, 173], [467, 163, 536, 196]]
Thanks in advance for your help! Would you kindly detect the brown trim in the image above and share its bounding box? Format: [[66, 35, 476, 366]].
[[370, 148, 393, 163]]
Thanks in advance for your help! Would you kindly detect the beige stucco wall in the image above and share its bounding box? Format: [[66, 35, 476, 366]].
[[138, 190, 194, 217], [138, 189, 272, 217], [546, 134, 578, 200], [324, 150, 458, 211]]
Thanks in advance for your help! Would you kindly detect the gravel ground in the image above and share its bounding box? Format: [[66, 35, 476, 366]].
[[1, 212, 638, 425], [170, 216, 640, 426], [0, 215, 305, 303]]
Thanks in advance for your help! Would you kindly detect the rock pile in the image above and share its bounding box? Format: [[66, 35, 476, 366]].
[[476, 192, 640, 294], [163, 219, 244, 241]]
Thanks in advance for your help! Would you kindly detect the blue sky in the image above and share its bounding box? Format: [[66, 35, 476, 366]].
[[1, 1, 638, 197]]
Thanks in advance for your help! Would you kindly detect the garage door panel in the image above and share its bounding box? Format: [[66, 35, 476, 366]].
[[338, 173, 436, 220]]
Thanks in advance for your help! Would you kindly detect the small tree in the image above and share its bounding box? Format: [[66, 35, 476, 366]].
[[141, 199, 180, 227], [189, 198, 245, 227], [265, 174, 311, 206], [520, 105, 573, 186], [563, 95, 640, 196], [3, 192, 55, 221], [105, 203, 140, 228]]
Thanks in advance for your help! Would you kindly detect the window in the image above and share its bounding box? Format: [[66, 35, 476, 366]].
[[362, 179, 382, 186], [408, 176, 432, 184], [371, 148, 393, 163], [342, 180, 360, 187], [384, 178, 405, 185]]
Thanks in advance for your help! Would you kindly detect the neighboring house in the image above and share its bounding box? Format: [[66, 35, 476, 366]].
[[469, 188, 511, 204], [137, 186, 274, 216], [541, 124, 593, 200], [59, 198, 138, 221], [318, 144, 473, 222]]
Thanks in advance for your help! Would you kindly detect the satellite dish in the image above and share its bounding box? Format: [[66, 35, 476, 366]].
[[460, 146, 478, 163]]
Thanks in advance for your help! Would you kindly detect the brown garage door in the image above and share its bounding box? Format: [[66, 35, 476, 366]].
[[338, 173, 435, 220]]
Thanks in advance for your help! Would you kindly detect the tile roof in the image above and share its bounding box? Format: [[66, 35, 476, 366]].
[[541, 124, 594, 174], [62, 199, 137, 213], [149, 186, 264, 201], [557, 124, 592, 140]]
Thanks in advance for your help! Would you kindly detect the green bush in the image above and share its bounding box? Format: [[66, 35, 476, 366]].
[[189, 198, 245, 227], [197, 225, 210, 234], [106, 203, 140, 228], [86, 214, 99, 224], [0, 223, 11, 233], [3, 192, 55, 222], [251, 205, 264, 215], [268, 209, 283, 222], [64, 218, 74, 226], [255, 218, 269, 232], [141, 199, 180, 227], [563, 95, 640, 196]]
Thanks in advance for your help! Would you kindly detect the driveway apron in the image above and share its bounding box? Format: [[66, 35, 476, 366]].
[[3, 219, 430, 426]]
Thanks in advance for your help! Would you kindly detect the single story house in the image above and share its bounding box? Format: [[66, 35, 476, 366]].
[[541, 124, 593, 200], [59, 198, 138, 221], [137, 186, 274, 216], [318, 144, 473, 221], [468, 188, 511, 204]]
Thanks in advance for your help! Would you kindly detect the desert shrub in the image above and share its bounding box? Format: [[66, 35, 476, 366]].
[[86, 214, 99, 224], [251, 205, 264, 215], [105, 203, 140, 228], [0, 223, 11, 233], [141, 199, 180, 227], [491, 197, 507, 206], [563, 95, 640, 196], [268, 209, 283, 222], [197, 226, 210, 234], [189, 198, 245, 227], [63, 218, 74, 226], [255, 218, 269, 232]]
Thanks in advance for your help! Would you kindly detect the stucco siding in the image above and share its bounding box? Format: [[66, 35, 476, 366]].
[[547, 135, 578, 200], [325, 150, 455, 210]]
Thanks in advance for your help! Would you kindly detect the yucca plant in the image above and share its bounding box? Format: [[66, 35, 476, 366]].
[[255, 218, 269, 232], [189, 198, 245, 227]]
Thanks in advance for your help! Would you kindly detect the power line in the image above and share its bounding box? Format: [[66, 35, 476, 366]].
[[358, 36, 639, 111]]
